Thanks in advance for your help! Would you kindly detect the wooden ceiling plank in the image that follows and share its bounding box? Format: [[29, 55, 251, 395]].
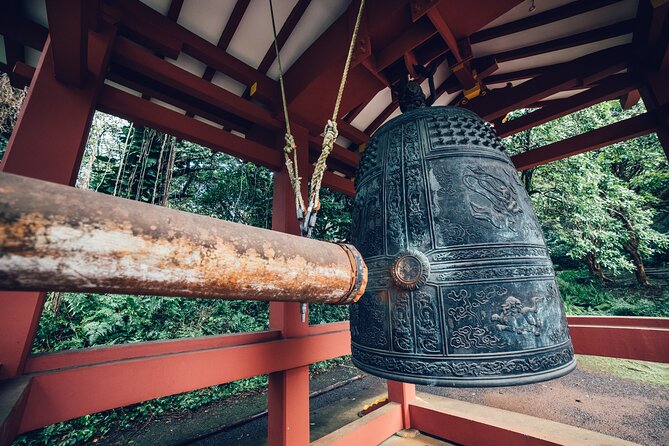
[[114, 0, 278, 105], [202, 0, 252, 82], [471, 0, 624, 44], [167, 0, 185, 22], [98, 86, 283, 170], [112, 37, 281, 130], [484, 65, 555, 85], [511, 111, 659, 170], [107, 67, 252, 134], [464, 44, 631, 121], [496, 73, 638, 138], [257, 0, 311, 74], [365, 100, 399, 134], [490, 19, 636, 64]]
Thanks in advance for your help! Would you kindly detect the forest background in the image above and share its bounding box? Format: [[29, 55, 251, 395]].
[[1, 73, 667, 445]]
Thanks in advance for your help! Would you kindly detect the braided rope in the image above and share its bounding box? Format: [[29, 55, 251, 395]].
[[269, 0, 366, 227], [270, 0, 305, 215], [308, 0, 365, 212]]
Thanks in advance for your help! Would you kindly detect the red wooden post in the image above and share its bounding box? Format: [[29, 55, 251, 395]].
[[267, 124, 312, 446], [0, 25, 115, 379], [640, 71, 669, 159], [387, 380, 416, 430]]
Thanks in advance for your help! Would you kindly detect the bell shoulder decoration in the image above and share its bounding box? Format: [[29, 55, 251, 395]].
[[350, 88, 575, 387]]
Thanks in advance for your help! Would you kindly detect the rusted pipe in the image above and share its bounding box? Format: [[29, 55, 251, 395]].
[[0, 172, 367, 304]]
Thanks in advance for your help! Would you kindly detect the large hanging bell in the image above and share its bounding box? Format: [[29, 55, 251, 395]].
[[350, 100, 575, 387]]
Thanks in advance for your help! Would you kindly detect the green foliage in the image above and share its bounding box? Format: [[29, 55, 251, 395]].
[[557, 270, 669, 317], [503, 101, 669, 282]]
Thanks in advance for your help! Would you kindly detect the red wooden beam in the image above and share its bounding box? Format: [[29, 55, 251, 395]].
[[311, 402, 403, 446], [619, 89, 641, 109], [570, 324, 669, 363], [97, 86, 284, 170], [25, 331, 280, 374], [107, 65, 251, 134], [18, 328, 351, 434], [489, 20, 635, 64], [496, 73, 638, 138], [471, 0, 624, 43], [412, 0, 523, 41], [45, 0, 93, 86], [567, 315, 669, 329], [202, 0, 252, 82], [387, 380, 415, 429], [466, 44, 631, 121], [257, 0, 311, 74], [410, 394, 636, 446], [268, 128, 312, 446], [375, 16, 437, 72], [0, 27, 116, 382], [322, 171, 355, 197], [111, 37, 281, 130], [511, 111, 659, 170]]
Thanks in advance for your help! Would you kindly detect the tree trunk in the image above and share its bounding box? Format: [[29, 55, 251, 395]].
[[623, 239, 650, 286], [610, 209, 651, 286], [586, 252, 613, 282]]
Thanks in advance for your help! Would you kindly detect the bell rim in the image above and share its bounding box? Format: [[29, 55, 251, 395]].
[[351, 355, 576, 388]]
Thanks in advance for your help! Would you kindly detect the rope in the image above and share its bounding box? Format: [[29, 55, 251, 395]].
[[270, 0, 305, 216], [308, 0, 365, 214], [269, 0, 366, 235]]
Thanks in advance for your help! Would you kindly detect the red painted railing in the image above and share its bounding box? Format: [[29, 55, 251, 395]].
[[6, 316, 666, 438]]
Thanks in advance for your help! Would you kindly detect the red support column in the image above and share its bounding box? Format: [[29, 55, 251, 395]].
[[267, 124, 312, 446], [387, 380, 416, 430], [0, 25, 116, 379]]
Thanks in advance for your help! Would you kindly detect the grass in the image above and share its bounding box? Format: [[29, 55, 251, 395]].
[[576, 355, 669, 388]]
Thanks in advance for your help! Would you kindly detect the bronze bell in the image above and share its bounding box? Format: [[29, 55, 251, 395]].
[[349, 85, 575, 387]]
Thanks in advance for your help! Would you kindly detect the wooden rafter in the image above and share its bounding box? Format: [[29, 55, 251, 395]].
[[511, 111, 660, 170], [98, 86, 284, 170], [257, 0, 311, 74], [113, 0, 278, 104], [485, 19, 635, 64], [496, 73, 638, 138], [471, 0, 624, 43], [202, 0, 252, 82], [464, 44, 631, 121], [111, 38, 281, 129], [166, 0, 184, 22]]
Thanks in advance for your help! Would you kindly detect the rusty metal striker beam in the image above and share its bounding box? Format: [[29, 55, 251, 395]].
[[0, 173, 367, 304]]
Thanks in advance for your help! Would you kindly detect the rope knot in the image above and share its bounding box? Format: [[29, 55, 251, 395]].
[[322, 120, 339, 147], [283, 133, 296, 154]]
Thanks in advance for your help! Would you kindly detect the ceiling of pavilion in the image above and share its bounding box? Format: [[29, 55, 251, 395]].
[[0, 0, 660, 193]]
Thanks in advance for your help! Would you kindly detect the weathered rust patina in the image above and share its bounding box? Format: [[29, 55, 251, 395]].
[[0, 172, 366, 304]]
